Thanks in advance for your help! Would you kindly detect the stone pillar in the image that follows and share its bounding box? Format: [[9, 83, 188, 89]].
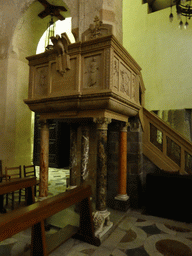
[[81, 126, 90, 183], [94, 117, 111, 211], [39, 120, 49, 198], [93, 117, 113, 238], [69, 124, 78, 189], [115, 122, 129, 201]]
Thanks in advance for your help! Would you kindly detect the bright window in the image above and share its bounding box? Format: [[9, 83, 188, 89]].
[[36, 17, 75, 54]]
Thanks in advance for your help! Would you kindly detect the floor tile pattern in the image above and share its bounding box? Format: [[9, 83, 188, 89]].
[[47, 211, 192, 256]]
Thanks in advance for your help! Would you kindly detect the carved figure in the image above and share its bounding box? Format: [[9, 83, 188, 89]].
[[84, 57, 99, 88], [51, 33, 71, 76], [40, 70, 46, 88], [89, 57, 99, 87], [92, 211, 112, 237], [120, 70, 130, 96]]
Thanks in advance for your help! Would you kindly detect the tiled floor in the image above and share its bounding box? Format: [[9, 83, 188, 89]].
[[6, 208, 192, 256], [1, 169, 192, 256], [48, 210, 192, 256]]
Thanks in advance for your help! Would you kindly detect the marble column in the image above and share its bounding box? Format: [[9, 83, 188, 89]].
[[94, 117, 111, 211], [69, 124, 78, 188], [81, 126, 90, 183], [115, 122, 129, 201], [39, 120, 49, 198], [93, 117, 113, 238]]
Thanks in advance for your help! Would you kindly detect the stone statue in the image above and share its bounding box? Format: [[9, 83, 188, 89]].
[[51, 33, 71, 76]]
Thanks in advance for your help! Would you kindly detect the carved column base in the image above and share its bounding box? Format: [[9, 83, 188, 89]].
[[92, 210, 113, 239]]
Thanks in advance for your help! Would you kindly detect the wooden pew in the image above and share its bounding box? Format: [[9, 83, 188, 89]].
[[0, 184, 100, 255], [0, 177, 36, 212]]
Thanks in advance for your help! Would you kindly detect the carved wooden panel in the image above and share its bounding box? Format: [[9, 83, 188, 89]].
[[83, 54, 102, 89], [34, 65, 49, 98], [112, 52, 138, 103], [119, 62, 131, 97], [50, 57, 77, 96]]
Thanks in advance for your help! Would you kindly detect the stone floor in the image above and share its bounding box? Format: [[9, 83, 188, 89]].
[[48, 210, 192, 256], [1, 168, 192, 256]]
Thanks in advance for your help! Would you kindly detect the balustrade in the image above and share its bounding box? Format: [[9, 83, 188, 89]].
[[143, 108, 192, 174]]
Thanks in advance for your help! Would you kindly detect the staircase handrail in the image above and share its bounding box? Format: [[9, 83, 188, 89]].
[[142, 107, 192, 174]]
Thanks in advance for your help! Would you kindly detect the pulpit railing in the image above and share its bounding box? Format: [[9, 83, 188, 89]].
[[142, 107, 192, 174]]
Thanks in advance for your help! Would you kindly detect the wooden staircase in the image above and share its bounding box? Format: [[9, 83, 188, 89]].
[[141, 107, 192, 174]]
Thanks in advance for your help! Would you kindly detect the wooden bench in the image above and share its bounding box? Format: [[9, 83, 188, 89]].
[[0, 177, 36, 212], [0, 184, 100, 255]]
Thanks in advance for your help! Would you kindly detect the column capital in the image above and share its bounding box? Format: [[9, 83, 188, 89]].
[[120, 122, 130, 132], [39, 118, 50, 128], [93, 117, 111, 130]]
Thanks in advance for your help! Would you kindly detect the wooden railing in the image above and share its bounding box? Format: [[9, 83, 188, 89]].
[[142, 107, 192, 174], [0, 184, 100, 256]]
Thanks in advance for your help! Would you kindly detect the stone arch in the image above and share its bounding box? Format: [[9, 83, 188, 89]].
[[1, 0, 74, 168], [1, 0, 123, 168]]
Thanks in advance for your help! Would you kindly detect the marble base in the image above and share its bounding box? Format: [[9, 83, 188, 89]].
[[115, 194, 129, 201]]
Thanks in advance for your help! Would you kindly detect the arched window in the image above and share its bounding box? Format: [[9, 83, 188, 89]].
[[36, 17, 75, 54]]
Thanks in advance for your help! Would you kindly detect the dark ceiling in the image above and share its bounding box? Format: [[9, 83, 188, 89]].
[[144, 0, 174, 12]]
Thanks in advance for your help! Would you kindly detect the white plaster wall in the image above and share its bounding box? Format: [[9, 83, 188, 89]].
[[123, 0, 192, 111]]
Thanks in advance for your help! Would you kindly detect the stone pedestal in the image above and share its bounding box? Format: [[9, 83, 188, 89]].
[[39, 120, 49, 197]]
